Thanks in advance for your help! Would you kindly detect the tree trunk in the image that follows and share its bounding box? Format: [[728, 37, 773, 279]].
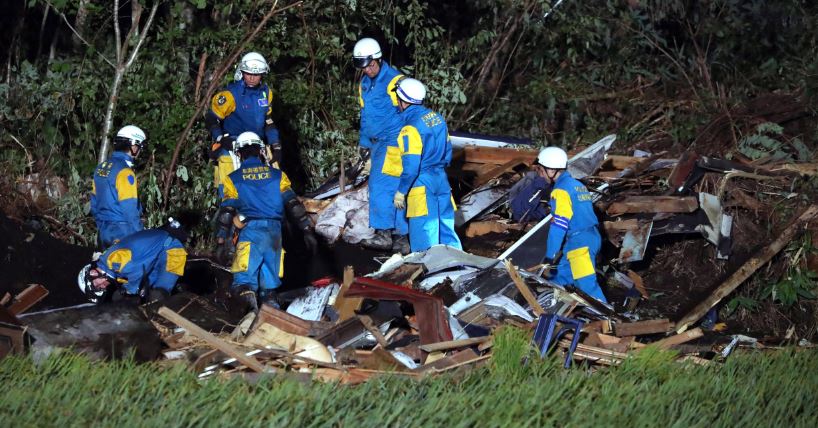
[[72, 0, 90, 50]]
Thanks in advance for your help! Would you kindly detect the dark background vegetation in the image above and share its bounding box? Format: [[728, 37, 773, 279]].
[[1, 0, 816, 330]]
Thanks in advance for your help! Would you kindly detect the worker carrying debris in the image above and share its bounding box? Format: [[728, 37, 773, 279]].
[[393, 78, 462, 252], [77, 219, 188, 304], [509, 171, 550, 222], [90, 125, 147, 248], [353, 37, 410, 254], [221, 132, 318, 314], [536, 147, 607, 303]]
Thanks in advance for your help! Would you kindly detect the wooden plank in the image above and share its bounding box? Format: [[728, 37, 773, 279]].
[[676, 205, 818, 333], [627, 270, 649, 299], [333, 266, 362, 322], [604, 155, 643, 170], [415, 348, 480, 372], [158, 306, 268, 373], [465, 221, 524, 238], [614, 318, 674, 337], [504, 259, 545, 316], [419, 336, 491, 353], [463, 146, 538, 165], [0, 293, 11, 306], [253, 304, 314, 337], [8, 284, 49, 315], [473, 157, 530, 187], [356, 314, 388, 348], [607, 196, 698, 216], [299, 197, 332, 214], [650, 328, 703, 350]]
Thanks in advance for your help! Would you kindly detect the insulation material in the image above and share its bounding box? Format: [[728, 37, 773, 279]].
[[314, 186, 377, 245]]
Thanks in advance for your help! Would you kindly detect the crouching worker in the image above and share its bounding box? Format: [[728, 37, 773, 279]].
[[77, 219, 188, 304], [536, 147, 607, 303], [221, 132, 318, 314]]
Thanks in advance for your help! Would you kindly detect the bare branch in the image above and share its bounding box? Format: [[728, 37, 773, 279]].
[[125, 1, 159, 69], [43, 0, 115, 68], [114, 0, 122, 62]]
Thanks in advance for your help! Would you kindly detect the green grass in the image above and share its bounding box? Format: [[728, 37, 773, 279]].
[[2, 327, 817, 427]]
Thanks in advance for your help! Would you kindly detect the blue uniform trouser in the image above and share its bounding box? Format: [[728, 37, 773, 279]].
[[552, 228, 607, 303], [406, 169, 462, 252], [368, 136, 408, 234], [97, 220, 141, 248], [231, 220, 283, 293]]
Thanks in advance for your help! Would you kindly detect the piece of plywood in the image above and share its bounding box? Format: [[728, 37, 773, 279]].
[[463, 146, 539, 165], [607, 196, 698, 216], [244, 323, 334, 363], [614, 319, 674, 337], [419, 336, 491, 353], [8, 284, 49, 315], [465, 221, 525, 238], [649, 328, 704, 350], [334, 266, 362, 322]]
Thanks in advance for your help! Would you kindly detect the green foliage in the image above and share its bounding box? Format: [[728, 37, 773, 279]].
[[762, 234, 818, 306], [3, 347, 818, 425]]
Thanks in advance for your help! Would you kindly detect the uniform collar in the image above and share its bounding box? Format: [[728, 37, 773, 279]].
[[240, 80, 265, 94], [242, 156, 264, 167], [111, 151, 134, 167]]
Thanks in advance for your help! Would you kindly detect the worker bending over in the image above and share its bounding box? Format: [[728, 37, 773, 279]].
[[91, 125, 146, 248], [221, 132, 318, 314], [536, 147, 607, 303], [353, 37, 409, 253], [393, 78, 462, 253], [77, 220, 188, 304]]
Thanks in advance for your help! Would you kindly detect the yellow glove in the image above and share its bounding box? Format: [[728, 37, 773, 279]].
[[362, 158, 372, 175], [393, 192, 406, 210]]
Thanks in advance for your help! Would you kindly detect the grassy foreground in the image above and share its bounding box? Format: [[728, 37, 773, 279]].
[[2, 328, 816, 427]]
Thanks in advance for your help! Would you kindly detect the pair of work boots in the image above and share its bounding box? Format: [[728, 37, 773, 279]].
[[361, 229, 410, 255], [231, 285, 280, 315]]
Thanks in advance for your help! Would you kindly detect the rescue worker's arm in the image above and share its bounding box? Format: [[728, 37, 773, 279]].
[[115, 167, 143, 231], [281, 172, 318, 254], [263, 90, 282, 163], [205, 90, 237, 159], [153, 245, 187, 292], [220, 173, 241, 210], [397, 124, 423, 195], [358, 81, 374, 150], [544, 188, 573, 261], [90, 178, 98, 217]]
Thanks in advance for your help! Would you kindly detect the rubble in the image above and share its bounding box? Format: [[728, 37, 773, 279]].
[[2, 130, 817, 384]]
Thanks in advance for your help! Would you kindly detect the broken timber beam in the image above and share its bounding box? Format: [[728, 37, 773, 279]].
[[158, 306, 268, 373], [473, 157, 530, 187], [7, 284, 49, 315], [419, 336, 491, 353], [614, 319, 674, 337], [462, 146, 538, 165], [650, 328, 703, 350], [676, 205, 818, 333], [607, 196, 698, 216], [504, 259, 545, 316], [333, 266, 362, 322]]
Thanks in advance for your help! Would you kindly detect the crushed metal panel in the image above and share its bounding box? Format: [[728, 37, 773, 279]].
[[449, 131, 533, 149], [567, 134, 617, 179], [619, 221, 653, 262], [455, 184, 510, 227], [286, 285, 338, 322], [498, 217, 552, 269], [697, 192, 733, 259], [403, 245, 501, 275]]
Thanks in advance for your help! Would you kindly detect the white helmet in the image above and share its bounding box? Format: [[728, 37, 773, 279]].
[[537, 147, 568, 169], [235, 131, 264, 150], [352, 38, 382, 68], [238, 52, 269, 74], [77, 263, 108, 304], [396, 78, 426, 104], [115, 125, 147, 148]]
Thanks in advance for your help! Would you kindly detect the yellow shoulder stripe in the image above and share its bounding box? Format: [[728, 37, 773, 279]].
[[387, 74, 404, 106], [398, 125, 423, 155], [106, 248, 132, 273], [551, 188, 574, 220], [115, 168, 137, 201], [210, 90, 236, 119], [358, 83, 364, 108]]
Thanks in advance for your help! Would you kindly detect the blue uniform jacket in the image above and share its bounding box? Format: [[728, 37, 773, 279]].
[[220, 157, 295, 219], [510, 173, 550, 222], [90, 151, 142, 229], [207, 80, 279, 146], [97, 229, 187, 294], [396, 104, 451, 195], [545, 172, 599, 261], [359, 61, 405, 149]]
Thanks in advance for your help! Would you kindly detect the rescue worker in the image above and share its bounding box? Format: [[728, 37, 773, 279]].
[[221, 132, 318, 314], [509, 171, 550, 222], [353, 37, 409, 253], [536, 147, 607, 303], [77, 219, 188, 304], [90, 125, 146, 248], [205, 52, 280, 262], [392, 78, 462, 253]]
